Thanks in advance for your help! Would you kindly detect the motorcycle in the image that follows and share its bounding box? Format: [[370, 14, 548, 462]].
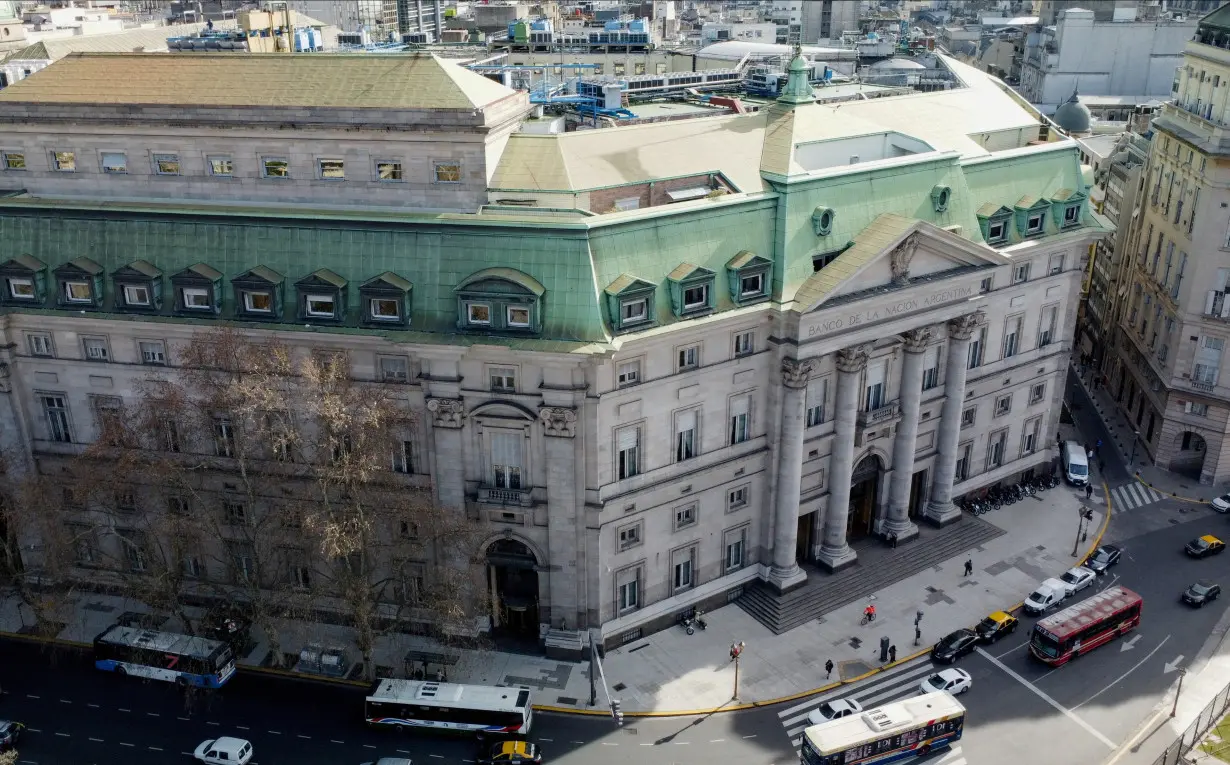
[[694, 607, 708, 631], [680, 610, 696, 635]]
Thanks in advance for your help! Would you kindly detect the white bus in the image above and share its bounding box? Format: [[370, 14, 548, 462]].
[[800, 691, 965, 765], [365, 679, 533, 735], [93, 624, 236, 689]]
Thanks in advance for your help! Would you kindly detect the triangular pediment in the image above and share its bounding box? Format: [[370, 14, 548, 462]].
[[795, 213, 1009, 313]]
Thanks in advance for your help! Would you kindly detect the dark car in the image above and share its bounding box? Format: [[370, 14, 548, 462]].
[[0, 720, 24, 751], [475, 738, 542, 765], [1184, 580, 1222, 607], [1186, 535, 1226, 559], [1085, 544, 1123, 575], [974, 611, 1019, 643], [931, 628, 978, 664]]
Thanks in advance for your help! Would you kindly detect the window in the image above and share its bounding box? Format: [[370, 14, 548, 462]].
[[724, 527, 747, 572], [262, 157, 289, 178], [967, 328, 986, 369], [375, 160, 403, 181], [1013, 263, 1031, 284], [675, 409, 697, 462], [51, 151, 75, 172], [1038, 305, 1058, 347], [433, 161, 462, 183], [224, 501, 247, 525], [42, 395, 72, 443], [1021, 417, 1040, 454], [677, 344, 699, 372], [683, 284, 708, 310], [806, 377, 828, 427], [1190, 402, 1210, 417], [620, 297, 648, 324], [391, 440, 414, 474], [490, 431, 523, 489], [243, 291, 273, 313], [864, 360, 886, 411], [987, 429, 1007, 468], [1026, 214, 1044, 235], [995, 394, 1012, 417], [118, 530, 147, 573], [1030, 382, 1047, 404], [162, 421, 181, 453], [674, 504, 697, 530], [2, 151, 25, 170], [617, 360, 641, 388], [921, 346, 939, 391], [979, 276, 993, 293], [122, 283, 150, 307], [317, 158, 344, 180], [961, 406, 976, 428], [8, 277, 34, 299], [153, 153, 180, 175], [182, 287, 211, 310], [379, 356, 409, 383], [729, 395, 751, 444], [397, 520, 419, 540], [82, 337, 109, 361], [208, 155, 233, 176], [100, 151, 127, 174], [616, 566, 640, 613], [466, 302, 491, 325], [490, 366, 516, 392], [506, 305, 530, 327], [229, 542, 256, 584], [956, 442, 972, 481], [138, 341, 166, 365], [167, 495, 189, 516], [64, 280, 92, 303], [1048, 254, 1064, 275], [287, 549, 312, 589], [1194, 336, 1224, 385], [28, 333, 52, 357], [370, 298, 401, 321], [734, 330, 755, 357], [616, 426, 640, 480], [987, 220, 1007, 243], [672, 546, 696, 591], [728, 485, 749, 510], [740, 272, 765, 298], [1002, 316, 1021, 358], [215, 418, 236, 457], [618, 522, 642, 551], [305, 294, 336, 318], [70, 525, 97, 566], [1063, 205, 1080, 225]]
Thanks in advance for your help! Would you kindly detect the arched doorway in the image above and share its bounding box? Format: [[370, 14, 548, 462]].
[[848, 454, 883, 541], [485, 538, 540, 641], [1171, 431, 1207, 480]]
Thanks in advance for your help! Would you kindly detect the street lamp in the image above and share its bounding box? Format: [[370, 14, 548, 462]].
[[1072, 508, 1092, 556], [1171, 668, 1187, 718], [1129, 429, 1140, 468], [730, 641, 746, 701]]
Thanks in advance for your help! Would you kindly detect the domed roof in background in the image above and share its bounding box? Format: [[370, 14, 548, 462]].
[[868, 57, 927, 70], [1054, 88, 1092, 134]]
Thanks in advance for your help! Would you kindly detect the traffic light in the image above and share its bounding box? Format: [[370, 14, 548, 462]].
[[611, 698, 624, 726]]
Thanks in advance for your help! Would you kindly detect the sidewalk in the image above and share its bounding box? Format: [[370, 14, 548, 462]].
[[0, 484, 1107, 715]]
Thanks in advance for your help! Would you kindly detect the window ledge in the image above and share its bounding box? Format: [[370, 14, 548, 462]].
[[477, 486, 533, 507]]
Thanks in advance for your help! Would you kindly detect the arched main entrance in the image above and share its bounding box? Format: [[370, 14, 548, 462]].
[[485, 538, 540, 641], [1171, 431, 1207, 480], [848, 454, 883, 541]]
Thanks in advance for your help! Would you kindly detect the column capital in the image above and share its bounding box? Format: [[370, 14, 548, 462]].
[[781, 357, 819, 389], [900, 327, 934, 353], [538, 406, 577, 438], [836, 344, 871, 373], [947, 311, 986, 341], [425, 397, 465, 428]]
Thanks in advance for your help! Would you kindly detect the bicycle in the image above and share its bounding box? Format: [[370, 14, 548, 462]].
[[861, 611, 877, 625]]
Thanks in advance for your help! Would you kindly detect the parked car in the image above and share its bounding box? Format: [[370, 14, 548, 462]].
[[807, 698, 863, 725], [974, 611, 1019, 643], [931, 628, 979, 664], [475, 738, 542, 765], [1186, 535, 1226, 559], [0, 720, 24, 752], [194, 737, 253, 765], [918, 668, 972, 696], [1212, 495, 1230, 513], [1058, 566, 1096, 597], [1023, 579, 1069, 615], [1183, 580, 1222, 608], [1085, 544, 1123, 575]]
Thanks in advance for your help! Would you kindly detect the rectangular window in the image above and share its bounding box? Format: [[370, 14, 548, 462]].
[[123, 284, 150, 306], [42, 395, 72, 443], [1194, 336, 1224, 385], [224, 501, 247, 526], [379, 355, 409, 383], [243, 291, 272, 313], [677, 344, 699, 372], [215, 418, 235, 457], [955, 442, 972, 481], [740, 272, 765, 298], [995, 394, 1012, 417], [506, 305, 530, 327], [28, 333, 52, 357], [674, 503, 697, 530], [370, 297, 400, 321], [806, 377, 827, 427], [51, 151, 75, 172], [391, 440, 414, 474], [1002, 316, 1021, 358], [683, 284, 708, 310], [1190, 402, 1210, 417], [490, 366, 516, 392], [1013, 262, 1031, 284], [616, 426, 640, 480], [987, 221, 1006, 242], [82, 337, 109, 361], [620, 298, 648, 324], [1063, 205, 1080, 225], [921, 346, 939, 391], [733, 330, 755, 357], [961, 406, 976, 428], [305, 294, 336, 318], [100, 151, 127, 174], [728, 485, 749, 510], [675, 409, 697, 462], [317, 158, 344, 180], [1021, 417, 1040, 454], [1030, 382, 1047, 404], [2, 151, 25, 170], [229, 542, 256, 584], [979, 276, 993, 293], [1049, 253, 1065, 274], [617, 360, 641, 387], [287, 549, 312, 589], [64, 281, 92, 303], [8, 277, 33, 299], [433, 162, 462, 183], [138, 341, 166, 365], [119, 530, 147, 573], [467, 302, 491, 325], [613, 197, 640, 212], [729, 395, 751, 444], [182, 287, 211, 309], [864, 360, 886, 411], [672, 547, 696, 591], [1026, 214, 1044, 234], [208, 155, 233, 176], [153, 153, 180, 175], [987, 430, 1007, 468], [967, 328, 986, 369], [1038, 305, 1058, 347], [490, 431, 523, 489], [262, 157, 289, 178], [724, 527, 746, 571], [617, 567, 640, 612], [375, 160, 404, 181], [618, 522, 642, 551]]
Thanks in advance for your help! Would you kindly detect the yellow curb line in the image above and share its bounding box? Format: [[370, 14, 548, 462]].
[[1133, 475, 1214, 506]]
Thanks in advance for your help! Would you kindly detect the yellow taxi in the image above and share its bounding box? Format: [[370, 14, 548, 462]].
[[1186, 534, 1226, 559], [974, 611, 1019, 643], [476, 738, 543, 765]]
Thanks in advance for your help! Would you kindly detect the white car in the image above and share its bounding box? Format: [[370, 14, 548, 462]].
[[807, 698, 864, 725], [1213, 494, 1230, 513], [919, 668, 972, 696], [1023, 578, 1069, 615], [194, 737, 253, 765], [1059, 566, 1096, 596]]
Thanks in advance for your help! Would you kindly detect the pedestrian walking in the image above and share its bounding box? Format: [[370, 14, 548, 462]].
[[1096, 439, 1103, 452], [1057, 432, 1063, 447], [1085, 484, 1093, 500], [889, 645, 897, 663], [825, 659, 834, 679], [963, 558, 973, 576], [889, 532, 898, 549], [914, 625, 922, 646]]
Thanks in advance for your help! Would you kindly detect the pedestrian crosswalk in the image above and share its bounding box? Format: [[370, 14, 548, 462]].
[[776, 658, 967, 763], [1108, 482, 1165, 511]]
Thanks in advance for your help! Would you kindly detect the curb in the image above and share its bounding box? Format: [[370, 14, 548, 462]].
[[1133, 474, 1215, 506]]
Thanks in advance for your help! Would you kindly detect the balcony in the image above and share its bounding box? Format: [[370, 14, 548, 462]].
[[1185, 378, 1216, 393], [476, 486, 533, 508], [858, 401, 900, 427]]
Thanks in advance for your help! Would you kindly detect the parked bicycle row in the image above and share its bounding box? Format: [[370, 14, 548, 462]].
[[957, 473, 1060, 515]]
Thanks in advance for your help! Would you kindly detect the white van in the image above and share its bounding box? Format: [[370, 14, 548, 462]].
[[1023, 579, 1069, 615], [1062, 440, 1089, 486]]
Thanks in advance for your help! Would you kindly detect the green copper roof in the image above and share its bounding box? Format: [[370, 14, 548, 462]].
[[300, 267, 347, 288], [363, 271, 413, 292], [457, 266, 545, 297], [122, 259, 162, 278], [727, 249, 767, 269], [776, 55, 816, 106]]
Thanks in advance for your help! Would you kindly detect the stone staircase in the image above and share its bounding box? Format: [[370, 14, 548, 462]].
[[737, 516, 1005, 634]]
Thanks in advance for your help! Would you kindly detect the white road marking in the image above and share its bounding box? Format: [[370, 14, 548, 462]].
[[776, 659, 926, 720], [976, 647, 1115, 748], [206, 721, 219, 726], [742, 734, 757, 739], [54, 733, 69, 738], [1074, 635, 1171, 710], [88, 738, 104, 743], [118, 708, 131, 713], [364, 745, 377, 749], [330, 740, 345, 744], [602, 742, 619, 746], [709, 738, 725, 743], [26, 728, 41, 733], [640, 743, 654, 746], [147, 712, 160, 717], [26, 694, 39, 699], [571, 740, 585, 744], [59, 699, 71, 704], [119, 742, 135, 747], [297, 735, 310, 739], [178, 717, 190, 721], [396, 750, 411, 755], [429, 755, 444, 759], [149, 747, 162, 752], [783, 664, 937, 734], [268, 730, 281, 735], [539, 737, 553, 742], [235, 725, 249, 730], [87, 704, 99, 709], [994, 641, 1029, 658], [673, 742, 690, 745]]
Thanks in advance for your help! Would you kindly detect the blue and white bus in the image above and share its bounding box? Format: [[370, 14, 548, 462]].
[[93, 624, 236, 688], [801, 691, 964, 764], [365, 679, 533, 735]]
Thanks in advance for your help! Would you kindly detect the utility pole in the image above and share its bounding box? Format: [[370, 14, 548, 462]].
[[1171, 668, 1187, 718], [1071, 507, 1091, 556], [730, 641, 745, 701], [1129, 429, 1140, 468]]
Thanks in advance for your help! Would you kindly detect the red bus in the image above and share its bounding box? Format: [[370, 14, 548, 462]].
[[1029, 585, 1143, 666]]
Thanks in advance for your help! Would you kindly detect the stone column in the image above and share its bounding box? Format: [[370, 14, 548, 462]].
[[925, 312, 984, 526], [817, 345, 867, 572], [539, 406, 581, 628], [768, 357, 817, 592], [426, 397, 466, 512], [885, 328, 932, 544]]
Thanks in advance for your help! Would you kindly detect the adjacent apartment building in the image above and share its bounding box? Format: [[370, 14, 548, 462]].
[[0, 50, 1102, 648]]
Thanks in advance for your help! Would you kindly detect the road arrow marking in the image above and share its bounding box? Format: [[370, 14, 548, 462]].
[[1164, 655, 1186, 674], [1120, 634, 1142, 652]]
